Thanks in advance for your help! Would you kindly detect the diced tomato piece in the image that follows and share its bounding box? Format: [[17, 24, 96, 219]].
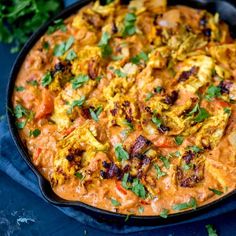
[[140, 200, 150, 205], [116, 181, 127, 195], [34, 148, 42, 160], [214, 99, 229, 108], [35, 89, 54, 119]]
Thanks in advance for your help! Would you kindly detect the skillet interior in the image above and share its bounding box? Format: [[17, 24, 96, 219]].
[[6, 0, 236, 225]]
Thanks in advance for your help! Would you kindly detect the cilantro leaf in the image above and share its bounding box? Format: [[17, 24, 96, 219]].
[[111, 198, 121, 207], [208, 188, 223, 196], [131, 178, 146, 198], [114, 69, 126, 78], [75, 172, 84, 180], [174, 136, 184, 145], [15, 86, 25, 92], [145, 92, 154, 101], [42, 72, 53, 87], [138, 206, 144, 214], [122, 173, 130, 189], [154, 164, 166, 179], [27, 80, 38, 86], [89, 106, 103, 122], [71, 74, 89, 89], [53, 36, 74, 57], [155, 86, 163, 94], [16, 120, 27, 129], [194, 107, 210, 122], [160, 156, 170, 169], [160, 208, 169, 218], [224, 107, 231, 115], [14, 104, 28, 119], [47, 18, 67, 35], [68, 96, 86, 114], [122, 13, 137, 37], [205, 85, 221, 101], [30, 129, 41, 137], [66, 49, 77, 61], [115, 144, 129, 162], [205, 224, 218, 236], [131, 51, 148, 64], [152, 115, 162, 128], [98, 32, 112, 58], [172, 197, 197, 211]]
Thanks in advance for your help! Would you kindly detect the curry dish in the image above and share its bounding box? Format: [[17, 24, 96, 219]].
[[12, 0, 236, 216]]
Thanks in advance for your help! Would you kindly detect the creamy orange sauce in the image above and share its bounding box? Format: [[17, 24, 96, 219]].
[[12, 0, 236, 216]]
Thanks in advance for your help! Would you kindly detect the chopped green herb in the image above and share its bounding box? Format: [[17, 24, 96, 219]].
[[71, 74, 89, 89], [105, 0, 114, 4], [0, 0, 62, 53], [75, 172, 84, 180], [188, 103, 199, 116], [115, 144, 129, 162], [122, 119, 134, 130], [155, 86, 163, 94], [111, 198, 121, 207], [68, 96, 85, 114], [208, 188, 223, 196], [30, 129, 41, 137], [95, 76, 102, 82], [132, 178, 146, 198], [15, 86, 25, 92], [14, 104, 28, 119], [89, 106, 103, 122], [27, 80, 38, 86], [205, 224, 218, 236], [122, 13, 137, 37], [194, 107, 210, 123], [182, 163, 192, 171], [131, 51, 148, 64], [124, 214, 130, 222], [174, 136, 184, 145], [53, 36, 74, 57], [160, 156, 170, 169], [42, 72, 53, 87], [160, 208, 169, 218], [187, 145, 203, 153], [122, 173, 130, 189], [47, 18, 66, 35], [111, 55, 124, 61], [172, 197, 197, 211], [98, 32, 112, 58], [154, 164, 166, 179], [145, 92, 154, 101], [152, 115, 162, 128], [224, 107, 231, 115], [138, 206, 144, 214], [43, 41, 50, 50], [66, 49, 77, 61], [16, 120, 27, 129], [205, 85, 221, 101], [114, 69, 126, 78]]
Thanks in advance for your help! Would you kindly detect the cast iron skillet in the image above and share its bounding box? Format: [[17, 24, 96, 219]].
[[6, 0, 236, 225]]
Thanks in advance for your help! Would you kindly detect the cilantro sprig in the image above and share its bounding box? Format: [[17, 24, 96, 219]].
[[53, 36, 74, 57], [98, 32, 112, 58], [122, 13, 137, 37], [71, 74, 89, 89], [172, 197, 197, 211], [0, 0, 62, 53], [115, 144, 129, 162], [205, 85, 221, 101], [188, 103, 210, 123], [131, 52, 148, 64], [89, 106, 103, 122]]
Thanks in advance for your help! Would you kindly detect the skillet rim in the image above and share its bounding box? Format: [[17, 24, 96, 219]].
[[6, 0, 236, 225]]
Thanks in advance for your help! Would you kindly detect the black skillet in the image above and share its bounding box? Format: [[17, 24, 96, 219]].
[[6, 0, 236, 226]]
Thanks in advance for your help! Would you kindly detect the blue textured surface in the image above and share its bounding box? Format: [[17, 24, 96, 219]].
[[0, 0, 236, 235]]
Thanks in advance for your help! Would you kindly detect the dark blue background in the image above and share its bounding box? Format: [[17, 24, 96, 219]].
[[0, 1, 236, 235]]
